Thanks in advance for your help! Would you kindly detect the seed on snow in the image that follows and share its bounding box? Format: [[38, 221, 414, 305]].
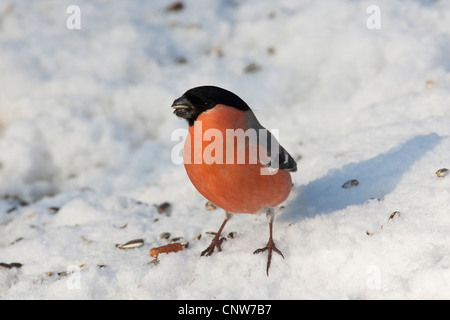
[[48, 207, 60, 214], [169, 236, 184, 243], [193, 233, 202, 241], [227, 232, 237, 239], [166, 1, 184, 12], [426, 80, 437, 88], [342, 179, 359, 189], [80, 235, 93, 243], [436, 168, 449, 178], [7, 207, 16, 213], [115, 239, 144, 249], [389, 211, 401, 220], [205, 201, 217, 211], [0, 263, 12, 270], [155, 202, 172, 214], [243, 62, 262, 74], [205, 231, 217, 238], [0, 262, 22, 270], [158, 232, 171, 240], [10, 237, 23, 245]]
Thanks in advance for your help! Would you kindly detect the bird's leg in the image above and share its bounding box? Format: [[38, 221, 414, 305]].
[[201, 211, 232, 257], [253, 207, 284, 276]]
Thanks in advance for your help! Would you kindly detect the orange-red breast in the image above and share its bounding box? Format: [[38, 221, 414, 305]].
[[172, 86, 297, 275]]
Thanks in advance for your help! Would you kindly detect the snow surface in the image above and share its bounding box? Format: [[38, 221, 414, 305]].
[[1, 0, 450, 299]]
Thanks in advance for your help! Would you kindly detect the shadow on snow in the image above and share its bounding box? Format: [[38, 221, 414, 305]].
[[281, 133, 442, 221]]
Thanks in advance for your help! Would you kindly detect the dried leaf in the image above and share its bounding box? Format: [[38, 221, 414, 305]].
[[149, 242, 187, 258]]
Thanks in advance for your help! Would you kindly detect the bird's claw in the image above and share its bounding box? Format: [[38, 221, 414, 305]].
[[201, 236, 226, 257], [253, 239, 284, 276]]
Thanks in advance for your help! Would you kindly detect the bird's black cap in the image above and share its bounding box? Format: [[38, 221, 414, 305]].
[[171, 86, 250, 126]]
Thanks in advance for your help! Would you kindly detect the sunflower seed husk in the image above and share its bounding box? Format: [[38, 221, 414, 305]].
[[389, 211, 401, 220], [243, 62, 262, 74], [205, 231, 217, 238], [368, 211, 402, 235], [436, 168, 449, 178], [7, 206, 16, 213], [10, 237, 23, 245], [426, 80, 437, 88], [205, 201, 217, 211], [193, 233, 202, 241], [135, 200, 149, 206], [0, 262, 22, 270], [0, 263, 12, 270], [166, 1, 184, 12], [342, 179, 359, 189], [2, 195, 28, 206], [176, 57, 187, 64], [169, 236, 183, 243], [115, 238, 144, 250], [48, 207, 60, 214], [80, 236, 92, 244], [155, 202, 172, 214], [227, 232, 237, 239], [158, 232, 171, 240]]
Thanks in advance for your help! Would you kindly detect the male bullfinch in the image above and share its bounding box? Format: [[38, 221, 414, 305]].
[[171, 85, 297, 275]]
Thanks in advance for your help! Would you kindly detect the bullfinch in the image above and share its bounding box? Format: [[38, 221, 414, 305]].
[[171, 85, 297, 275]]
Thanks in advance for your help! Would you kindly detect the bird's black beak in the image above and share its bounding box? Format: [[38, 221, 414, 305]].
[[171, 95, 195, 120]]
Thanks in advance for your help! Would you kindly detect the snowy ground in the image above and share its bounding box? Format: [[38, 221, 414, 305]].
[[1, 0, 450, 299]]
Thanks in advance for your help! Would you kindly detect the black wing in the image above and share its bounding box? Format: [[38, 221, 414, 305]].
[[247, 109, 298, 172], [278, 144, 297, 172], [258, 129, 297, 172]]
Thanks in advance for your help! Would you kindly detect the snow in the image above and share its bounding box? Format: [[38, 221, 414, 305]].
[[1, 0, 450, 299]]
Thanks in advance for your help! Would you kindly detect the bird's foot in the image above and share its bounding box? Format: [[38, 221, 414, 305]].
[[253, 238, 284, 276], [201, 235, 226, 257]]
